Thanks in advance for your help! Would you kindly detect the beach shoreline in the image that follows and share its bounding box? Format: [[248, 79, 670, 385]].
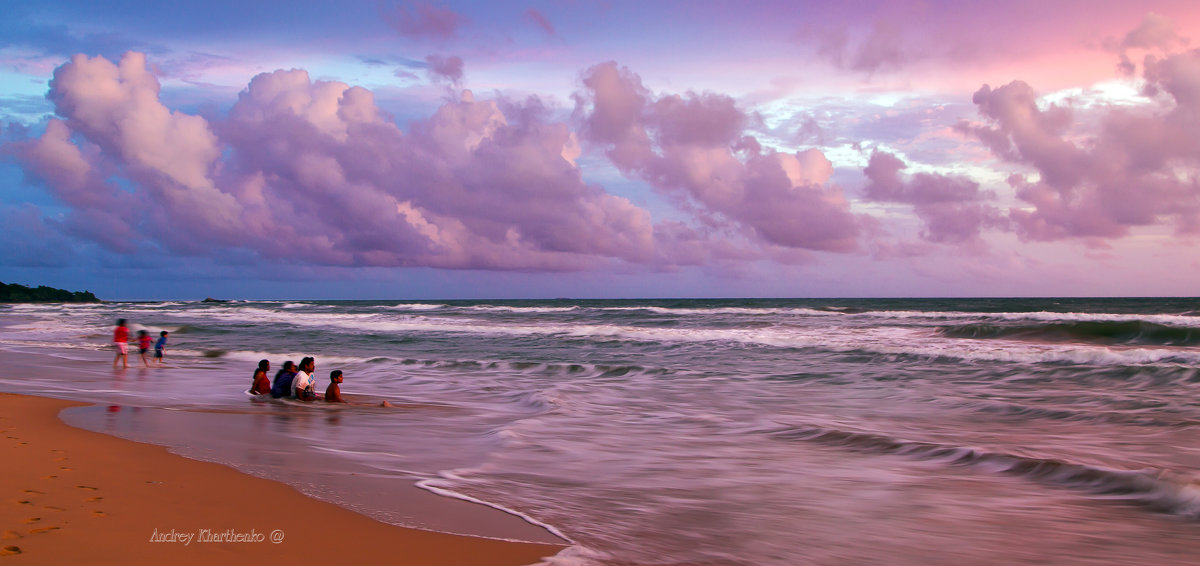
[[6, 298, 1200, 565], [0, 391, 564, 565]]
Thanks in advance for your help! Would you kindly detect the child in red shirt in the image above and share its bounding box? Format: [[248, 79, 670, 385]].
[[113, 319, 129, 369], [137, 330, 153, 367], [250, 360, 272, 395]]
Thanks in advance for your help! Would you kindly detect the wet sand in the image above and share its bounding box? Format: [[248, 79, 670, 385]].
[[0, 393, 563, 565]]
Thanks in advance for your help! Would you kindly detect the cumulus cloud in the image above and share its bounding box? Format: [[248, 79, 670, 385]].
[[575, 62, 860, 253], [862, 150, 1005, 243], [41, 51, 242, 250], [11, 52, 658, 271], [13, 52, 1036, 275], [382, 1, 466, 40], [959, 34, 1200, 241]]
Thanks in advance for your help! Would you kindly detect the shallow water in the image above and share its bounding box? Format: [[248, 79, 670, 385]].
[[2, 298, 1199, 565]]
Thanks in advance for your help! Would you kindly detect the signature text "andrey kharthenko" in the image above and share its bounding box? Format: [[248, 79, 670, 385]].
[[149, 527, 282, 545]]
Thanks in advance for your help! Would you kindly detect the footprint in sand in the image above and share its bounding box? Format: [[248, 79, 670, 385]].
[[85, 496, 103, 502], [76, 485, 98, 491], [15, 500, 30, 505], [29, 526, 60, 535], [43, 506, 65, 512], [40, 475, 56, 480], [59, 467, 72, 471], [23, 490, 43, 494], [92, 511, 106, 518], [2, 531, 22, 540], [22, 518, 39, 525], [0, 546, 20, 556]]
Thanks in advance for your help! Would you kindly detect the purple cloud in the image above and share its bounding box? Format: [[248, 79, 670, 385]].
[[382, 1, 466, 40], [11, 52, 656, 271], [576, 62, 860, 252], [0, 204, 77, 267], [525, 8, 556, 36], [862, 150, 1005, 243], [960, 38, 1200, 241], [425, 54, 464, 85], [796, 19, 931, 75]]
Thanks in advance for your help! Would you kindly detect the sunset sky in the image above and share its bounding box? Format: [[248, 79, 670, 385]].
[[3, 0, 1200, 299]]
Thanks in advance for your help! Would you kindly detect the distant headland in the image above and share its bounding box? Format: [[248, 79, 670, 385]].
[[0, 281, 100, 303]]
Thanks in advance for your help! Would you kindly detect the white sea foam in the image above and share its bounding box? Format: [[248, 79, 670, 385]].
[[857, 309, 1200, 327], [419, 472, 577, 544], [171, 348, 380, 366], [463, 305, 581, 313], [596, 306, 840, 316], [120, 304, 1200, 367], [387, 303, 448, 311]]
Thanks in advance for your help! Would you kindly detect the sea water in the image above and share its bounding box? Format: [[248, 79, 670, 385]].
[[1, 298, 1199, 564]]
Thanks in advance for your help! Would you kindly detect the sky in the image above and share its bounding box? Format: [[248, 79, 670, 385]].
[[3, 0, 1200, 299]]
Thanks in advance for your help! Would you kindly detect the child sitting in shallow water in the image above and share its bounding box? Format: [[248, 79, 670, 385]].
[[250, 359, 271, 395], [324, 370, 391, 407], [325, 370, 345, 403]]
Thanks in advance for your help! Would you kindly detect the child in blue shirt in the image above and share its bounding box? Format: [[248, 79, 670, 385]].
[[154, 331, 168, 366]]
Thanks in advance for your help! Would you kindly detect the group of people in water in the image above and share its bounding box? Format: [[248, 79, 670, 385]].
[[112, 318, 167, 369], [249, 357, 347, 403], [113, 318, 378, 406]]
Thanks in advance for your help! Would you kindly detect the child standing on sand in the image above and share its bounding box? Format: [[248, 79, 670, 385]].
[[112, 319, 129, 369], [325, 370, 345, 403], [137, 330, 152, 367], [154, 331, 168, 366]]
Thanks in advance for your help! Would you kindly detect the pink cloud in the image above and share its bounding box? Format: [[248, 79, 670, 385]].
[[1119, 12, 1186, 51], [382, 1, 466, 40], [575, 62, 861, 253], [800, 20, 914, 74], [1107, 13, 1190, 75], [525, 8, 556, 36], [14, 119, 142, 253], [959, 28, 1200, 242], [38, 52, 242, 254], [862, 150, 1006, 243], [13, 53, 658, 271], [425, 54, 464, 85]]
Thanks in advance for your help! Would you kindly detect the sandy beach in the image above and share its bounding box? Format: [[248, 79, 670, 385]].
[[0, 392, 563, 565]]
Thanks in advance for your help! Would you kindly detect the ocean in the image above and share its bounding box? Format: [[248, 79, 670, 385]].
[[1, 298, 1199, 565]]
